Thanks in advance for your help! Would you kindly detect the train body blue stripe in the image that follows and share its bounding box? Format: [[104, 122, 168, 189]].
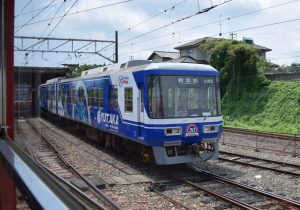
[[40, 63, 222, 164]]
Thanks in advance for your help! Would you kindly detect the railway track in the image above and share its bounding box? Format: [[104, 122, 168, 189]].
[[17, 119, 123, 210], [21, 118, 196, 210], [219, 151, 300, 176], [35, 118, 195, 210], [222, 127, 300, 156], [179, 165, 300, 210], [224, 127, 300, 142], [19, 117, 300, 209]]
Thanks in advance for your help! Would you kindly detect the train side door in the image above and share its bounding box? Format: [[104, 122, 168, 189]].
[[137, 88, 144, 138]]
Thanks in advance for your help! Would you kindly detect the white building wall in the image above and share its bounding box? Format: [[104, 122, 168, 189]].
[[180, 47, 211, 63]]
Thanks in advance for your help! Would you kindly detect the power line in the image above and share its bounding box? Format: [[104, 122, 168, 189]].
[[71, 0, 300, 63], [226, 17, 300, 35], [118, 0, 188, 35], [15, 0, 56, 33], [228, 0, 300, 21], [39, 2, 65, 37], [119, 17, 300, 57], [119, 0, 232, 45], [15, 0, 134, 29], [25, 0, 79, 65], [15, 0, 33, 17], [269, 55, 300, 60], [115, 0, 300, 49], [15, 0, 73, 17]]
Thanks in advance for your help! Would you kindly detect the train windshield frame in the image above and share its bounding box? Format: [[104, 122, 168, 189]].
[[147, 75, 221, 119]]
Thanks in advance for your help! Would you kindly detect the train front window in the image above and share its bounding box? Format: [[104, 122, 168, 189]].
[[147, 75, 221, 119]]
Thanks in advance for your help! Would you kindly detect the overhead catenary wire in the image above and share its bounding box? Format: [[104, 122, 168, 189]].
[[15, 0, 134, 29], [100, 0, 300, 52], [15, 0, 33, 17], [96, 0, 233, 54], [39, 2, 65, 38], [25, 0, 78, 65], [118, 17, 300, 57], [15, 0, 56, 33], [15, 0, 73, 17], [73, 0, 300, 65], [118, 0, 232, 45], [82, 0, 189, 56], [118, 0, 188, 35], [33, 0, 229, 64], [269, 55, 300, 60]]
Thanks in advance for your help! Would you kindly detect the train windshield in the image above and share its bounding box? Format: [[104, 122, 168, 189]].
[[147, 75, 221, 119]]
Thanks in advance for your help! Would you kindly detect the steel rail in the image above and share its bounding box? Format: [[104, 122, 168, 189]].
[[187, 165, 300, 208], [39, 117, 197, 210], [224, 127, 300, 142], [220, 141, 299, 156], [38, 162, 108, 210], [0, 137, 89, 210], [175, 177, 259, 210], [27, 119, 123, 210], [150, 188, 192, 210], [219, 156, 300, 177], [17, 122, 106, 210], [219, 151, 300, 176], [220, 151, 300, 168]]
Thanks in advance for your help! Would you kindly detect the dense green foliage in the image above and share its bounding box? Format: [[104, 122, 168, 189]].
[[222, 81, 300, 134], [202, 39, 270, 98], [291, 63, 300, 67], [202, 39, 299, 134], [74, 64, 104, 76]]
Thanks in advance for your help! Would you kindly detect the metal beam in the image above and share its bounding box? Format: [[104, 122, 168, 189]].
[[14, 36, 115, 43], [95, 52, 115, 64], [15, 49, 111, 55], [14, 35, 119, 63]]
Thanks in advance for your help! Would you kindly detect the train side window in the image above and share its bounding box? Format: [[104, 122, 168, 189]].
[[72, 89, 76, 104], [71, 89, 74, 104], [92, 88, 97, 107], [47, 88, 50, 101], [88, 89, 93, 107], [125, 87, 133, 113], [78, 87, 84, 103], [109, 86, 118, 110], [74, 89, 78, 104], [67, 89, 71, 104], [140, 88, 144, 113], [98, 88, 103, 108]]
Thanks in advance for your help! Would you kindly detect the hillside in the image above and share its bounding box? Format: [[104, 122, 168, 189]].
[[222, 81, 300, 134]]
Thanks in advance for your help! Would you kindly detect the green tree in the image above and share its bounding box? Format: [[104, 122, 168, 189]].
[[291, 63, 300, 67], [202, 39, 270, 99]]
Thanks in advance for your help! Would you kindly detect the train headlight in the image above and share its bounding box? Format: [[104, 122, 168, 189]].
[[203, 125, 219, 133], [164, 127, 182, 136]]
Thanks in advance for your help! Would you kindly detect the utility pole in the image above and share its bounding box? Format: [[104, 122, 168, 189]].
[[115, 31, 118, 63], [219, 14, 222, 37], [230, 32, 237, 40]]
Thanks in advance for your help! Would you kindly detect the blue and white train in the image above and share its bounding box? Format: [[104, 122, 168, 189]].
[[39, 60, 222, 165]]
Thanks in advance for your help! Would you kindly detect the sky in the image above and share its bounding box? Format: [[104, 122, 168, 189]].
[[14, 0, 300, 67]]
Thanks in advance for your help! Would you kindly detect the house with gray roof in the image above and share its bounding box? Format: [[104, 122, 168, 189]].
[[147, 51, 180, 63], [174, 37, 272, 64]]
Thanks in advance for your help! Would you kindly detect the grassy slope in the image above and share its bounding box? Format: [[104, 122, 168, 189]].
[[222, 81, 300, 134]]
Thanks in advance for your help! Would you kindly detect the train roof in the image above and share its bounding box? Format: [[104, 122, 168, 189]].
[[57, 62, 219, 83], [80, 60, 153, 76], [40, 77, 65, 86], [145, 62, 217, 72]]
